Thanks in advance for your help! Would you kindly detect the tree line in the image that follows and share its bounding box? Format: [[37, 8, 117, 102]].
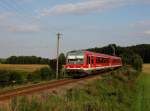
[[3, 56, 50, 64], [0, 54, 66, 73]]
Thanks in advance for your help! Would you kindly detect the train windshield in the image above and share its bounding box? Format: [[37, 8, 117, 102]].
[[67, 51, 84, 64]]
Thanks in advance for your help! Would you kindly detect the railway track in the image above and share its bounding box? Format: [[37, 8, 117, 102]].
[[0, 76, 98, 101]]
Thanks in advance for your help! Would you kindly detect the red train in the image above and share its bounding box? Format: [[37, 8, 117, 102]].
[[64, 50, 122, 76]]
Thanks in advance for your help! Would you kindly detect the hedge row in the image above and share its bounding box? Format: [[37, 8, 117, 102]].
[[0, 67, 55, 87]]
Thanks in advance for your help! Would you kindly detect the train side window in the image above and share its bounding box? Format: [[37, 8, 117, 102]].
[[96, 57, 103, 63], [100, 58, 103, 63], [87, 56, 88, 64], [104, 58, 109, 63], [96, 57, 100, 63], [103, 58, 105, 63]]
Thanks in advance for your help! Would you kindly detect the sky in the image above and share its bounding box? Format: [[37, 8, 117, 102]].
[[0, 0, 150, 59]]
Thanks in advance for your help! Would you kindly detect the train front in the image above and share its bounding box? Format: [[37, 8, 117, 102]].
[[64, 51, 86, 77]]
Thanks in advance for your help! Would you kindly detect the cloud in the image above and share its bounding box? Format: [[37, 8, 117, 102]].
[[14, 0, 34, 3], [130, 19, 150, 36], [130, 19, 150, 28], [7, 24, 40, 33], [39, 0, 150, 16], [0, 12, 40, 33], [0, 12, 14, 21], [40, 0, 125, 16], [138, 20, 150, 26], [144, 30, 150, 35]]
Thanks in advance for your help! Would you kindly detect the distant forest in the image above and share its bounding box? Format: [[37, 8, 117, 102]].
[[0, 44, 149, 65]]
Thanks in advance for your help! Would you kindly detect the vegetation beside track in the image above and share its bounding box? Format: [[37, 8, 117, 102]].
[[131, 64, 150, 111], [132, 73, 150, 111], [0, 66, 56, 89], [0, 67, 140, 111]]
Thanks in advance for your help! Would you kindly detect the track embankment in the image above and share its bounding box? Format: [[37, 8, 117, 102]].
[[0, 76, 100, 101]]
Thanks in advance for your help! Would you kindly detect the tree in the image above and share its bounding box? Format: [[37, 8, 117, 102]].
[[131, 54, 143, 72], [5, 56, 51, 64], [58, 53, 66, 73], [59, 53, 66, 66]]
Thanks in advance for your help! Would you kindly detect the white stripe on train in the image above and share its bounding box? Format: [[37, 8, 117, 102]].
[[66, 65, 122, 71]]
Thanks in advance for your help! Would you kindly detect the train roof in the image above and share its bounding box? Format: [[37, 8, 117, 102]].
[[68, 50, 121, 59]]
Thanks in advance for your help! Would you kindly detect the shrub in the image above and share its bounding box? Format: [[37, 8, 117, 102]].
[[40, 67, 55, 80], [0, 70, 10, 87], [9, 71, 25, 84], [131, 54, 143, 72], [0, 70, 28, 87], [58, 68, 66, 79], [121, 53, 143, 72], [27, 71, 41, 82], [0, 67, 55, 87], [27, 67, 55, 82]]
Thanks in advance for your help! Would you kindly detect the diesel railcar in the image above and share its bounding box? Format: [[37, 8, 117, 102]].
[[64, 50, 122, 76]]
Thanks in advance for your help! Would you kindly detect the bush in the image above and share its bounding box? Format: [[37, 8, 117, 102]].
[[121, 53, 143, 72], [27, 71, 41, 83], [0, 70, 11, 87], [58, 68, 66, 79], [0, 67, 55, 87], [27, 67, 55, 82], [0, 70, 27, 87], [9, 72, 24, 84], [131, 54, 143, 72], [40, 67, 55, 80]]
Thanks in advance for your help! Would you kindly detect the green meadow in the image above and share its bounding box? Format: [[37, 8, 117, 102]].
[[132, 64, 150, 111]]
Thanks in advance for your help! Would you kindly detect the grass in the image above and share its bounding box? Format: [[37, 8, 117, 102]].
[[132, 73, 150, 111], [0, 67, 137, 111], [0, 64, 49, 72], [132, 64, 150, 111]]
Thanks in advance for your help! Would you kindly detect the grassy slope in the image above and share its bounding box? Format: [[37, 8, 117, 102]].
[[0, 67, 135, 111], [1, 66, 148, 111], [132, 64, 150, 111]]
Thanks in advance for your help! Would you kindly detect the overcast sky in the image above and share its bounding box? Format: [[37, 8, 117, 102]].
[[0, 0, 150, 58]]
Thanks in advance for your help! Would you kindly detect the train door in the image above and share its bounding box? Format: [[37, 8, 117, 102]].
[[87, 55, 94, 68], [91, 56, 94, 68], [87, 55, 91, 68]]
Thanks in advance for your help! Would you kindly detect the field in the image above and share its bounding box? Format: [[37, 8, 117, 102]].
[[143, 64, 150, 74], [0, 64, 49, 72]]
